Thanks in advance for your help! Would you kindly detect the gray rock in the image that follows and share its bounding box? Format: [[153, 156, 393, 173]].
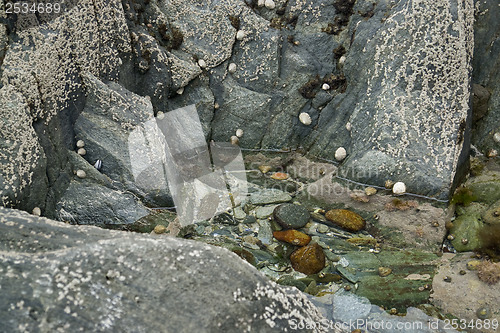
[[249, 189, 292, 205], [255, 204, 279, 219], [471, 0, 500, 153], [0, 207, 333, 333], [273, 203, 310, 229], [55, 181, 150, 228], [75, 73, 172, 208]]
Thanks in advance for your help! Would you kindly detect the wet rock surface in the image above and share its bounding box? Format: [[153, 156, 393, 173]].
[[273, 203, 310, 229]]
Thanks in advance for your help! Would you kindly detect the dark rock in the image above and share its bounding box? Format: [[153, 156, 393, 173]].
[[273, 203, 310, 229], [0, 207, 330, 333], [290, 243, 326, 275]]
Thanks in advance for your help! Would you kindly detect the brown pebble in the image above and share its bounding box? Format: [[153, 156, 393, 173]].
[[290, 243, 326, 275], [273, 230, 311, 246], [344, 285, 351, 291], [378, 267, 392, 277], [271, 172, 289, 180], [325, 209, 365, 232]]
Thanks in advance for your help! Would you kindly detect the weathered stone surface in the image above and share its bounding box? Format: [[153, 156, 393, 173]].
[[0, 207, 332, 333], [273, 203, 310, 229]]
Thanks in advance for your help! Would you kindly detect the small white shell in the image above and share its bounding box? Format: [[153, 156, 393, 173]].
[[76, 170, 86, 178], [339, 55, 346, 66], [493, 132, 500, 143], [214, 103, 220, 109], [335, 147, 347, 161], [198, 59, 207, 68], [94, 160, 102, 170], [228, 63, 237, 74], [265, 0, 276, 9], [299, 112, 312, 125], [322, 83, 330, 90], [236, 129, 244, 138], [32, 207, 41, 216], [257, 0, 265, 7], [77, 148, 86, 156], [345, 122, 352, 131], [392, 182, 406, 195], [76, 140, 85, 148], [230, 135, 239, 145], [176, 87, 184, 95], [236, 30, 246, 40]]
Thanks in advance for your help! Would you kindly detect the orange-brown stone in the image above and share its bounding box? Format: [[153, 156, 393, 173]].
[[325, 209, 365, 232], [273, 230, 311, 246], [290, 243, 325, 275], [270, 172, 289, 180]]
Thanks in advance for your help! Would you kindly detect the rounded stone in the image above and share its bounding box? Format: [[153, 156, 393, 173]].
[[198, 59, 207, 68], [290, 243, 325, 275], [335, 147, 347, 161], [273, 203, 310, 229], [230, 135, 239, 145], [322, 83, 330, 90], [32, 207, 41, 216], [270, 172, 289, 180], [365, 187, 377, 196], [76, 170, 86, 179], [345, 122, 351, 131], [299, 112, 312, 125], [236, 30, 246, 40], [153, 225, 166, 234], [476, 307, 491, 319], [76, 140, 85, 148], [228, 63, 237, 74], [77, 148, 86, 156], [392, 182, 406, 194], [235, 128, 244, 137], [264, 0, 275, 9], [273, 230, 311, 246], [325, 209, 365, 232]]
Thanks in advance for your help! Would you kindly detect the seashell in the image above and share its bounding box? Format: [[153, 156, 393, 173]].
[[265, 0, 276, 9], [298, 112, 312, 125], [76, 170, 86, 178], [77, 148, 86, 156], [32, 207, 41, 216], [228, 63, 237, 74], [392, 182, 406, 194], [335, 147, 347, 161], [339, 55, 346, 66], [176, 87, 184, 95], [322, 83, 330, 90], [76, 140, 85, 148], [198, 59, 207, 68], [235, 128, 244, 137], [345, 122, 352, 131], [236, 30, 246, 40], [494, 132, 500, 143], [94, 159, 102, 170]]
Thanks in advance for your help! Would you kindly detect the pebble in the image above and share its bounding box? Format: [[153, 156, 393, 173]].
[[233, 207, 247, 220], [243, 215, 257, 224], [228, 63, 237, 74], [236, 30, 246, 40], [466, 260, 482, 270], [235, 128, 243, 137], [265, 0, 275, 9], [494, 132, 500, 143], [230, 135, 239, 145], [392, 182, 406, 194], [77, 148, 86, 156], [258, 165, 272, 173], [476, 307, 491, 319], [378, 267, 392, 277], [325, 209, 365, 232], [76, 140, 85, 148], [76, 170, 86, 178], [322, 83, 330, 90], [153, 225, 166, 234], [273, 230, 311, 246], [290, 243, 326, 275], [255, 205, 277, 219], [32, 207, 41, 216], [273, 203, 310, 229], [299, 112, 312, 125], [249, 189, 292, 205], [345, 122, 351, 131], [335, 147, 347, 161], [316, 224, 329, 233], [270, 172, 289, 180], [176, 87, 184, 95], [365, 187, 377, 196], [198, 59, 207, 68]]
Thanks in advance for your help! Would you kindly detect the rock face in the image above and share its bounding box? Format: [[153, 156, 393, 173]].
[[0, 207, 332, 333]]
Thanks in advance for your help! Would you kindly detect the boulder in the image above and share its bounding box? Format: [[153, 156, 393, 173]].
[[0, 207, 333, 332]]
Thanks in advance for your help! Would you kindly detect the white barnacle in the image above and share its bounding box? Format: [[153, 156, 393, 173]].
[[228, 63, 237, 74], [76, 170, 86, 179], [493, 132, 500, 143], [345, 122, 352, 131], [157, 111, 165, 119], [298, 112, 312, 125], [76, 140, 85, 148], [198, 59, 207, 69], [257, 0, 265, 7], [236, 129, 244, 138], [392, 182, 406, 195], [77, 148, 86, 156], [32, 207, 41, 216], [322, 83, 330, 91], [236, 30, 246, 41], [339, 55, 346, 66], [335, 147, 347, 161], [265, 0, 276, 9]]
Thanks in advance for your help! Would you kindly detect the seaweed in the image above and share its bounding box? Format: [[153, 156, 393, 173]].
[[450, 186, 476, 206], [298, 76, 321, 99]]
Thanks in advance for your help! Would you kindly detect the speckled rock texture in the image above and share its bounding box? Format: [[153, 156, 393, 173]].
[[0, 207, 335, 333]]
